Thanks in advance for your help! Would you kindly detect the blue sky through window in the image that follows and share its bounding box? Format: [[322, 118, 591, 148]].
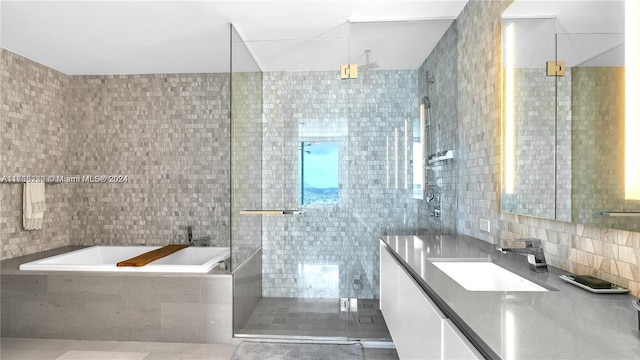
[[300, 142, 338, 205]]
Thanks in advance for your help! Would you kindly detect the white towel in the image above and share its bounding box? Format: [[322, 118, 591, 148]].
[[23, 183, 45, 230], [30, 182, 46, 213]]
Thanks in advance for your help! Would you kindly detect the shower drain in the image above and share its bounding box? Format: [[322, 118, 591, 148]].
[[340, 298, 358, 312]]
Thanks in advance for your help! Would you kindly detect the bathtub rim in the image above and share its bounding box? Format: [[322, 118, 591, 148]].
[[1, 245, 231, 276]]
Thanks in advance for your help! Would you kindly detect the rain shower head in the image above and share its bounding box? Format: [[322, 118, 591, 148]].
[[358, 49, 379, 72], [358, 62, 379, 72]]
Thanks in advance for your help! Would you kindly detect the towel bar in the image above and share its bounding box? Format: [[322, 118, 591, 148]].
[[594, 211, 640, 217], [239, 210, 305, 215]]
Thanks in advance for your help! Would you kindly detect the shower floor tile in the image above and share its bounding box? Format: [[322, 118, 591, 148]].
[[236, 298, 392, 340]]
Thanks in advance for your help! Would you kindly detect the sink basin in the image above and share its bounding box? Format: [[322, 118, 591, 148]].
[[432, 259, 548, 292]]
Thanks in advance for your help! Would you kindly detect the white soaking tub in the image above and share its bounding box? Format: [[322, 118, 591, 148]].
[[19, 246, 230, 273]]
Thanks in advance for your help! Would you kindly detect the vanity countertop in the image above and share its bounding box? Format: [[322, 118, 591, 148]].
[[381, 234, 640, 360]]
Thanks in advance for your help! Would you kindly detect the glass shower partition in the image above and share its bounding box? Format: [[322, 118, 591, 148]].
[[230, 24, 264, 334], [230, 22, 365, 339], [231, 20, 433, 341]]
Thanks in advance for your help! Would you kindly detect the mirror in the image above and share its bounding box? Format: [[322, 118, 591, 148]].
[[500, 1, 639, 232], [500, 17, 558, 220], [559, 32, 633, 230]]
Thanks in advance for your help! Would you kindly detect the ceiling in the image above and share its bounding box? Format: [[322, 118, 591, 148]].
[[503, 0, 624, 33], [503, 0, 625, 67], [0, 1, 469, 75]]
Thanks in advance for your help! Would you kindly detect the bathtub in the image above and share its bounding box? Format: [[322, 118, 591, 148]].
[[19, 246, 230, 273]]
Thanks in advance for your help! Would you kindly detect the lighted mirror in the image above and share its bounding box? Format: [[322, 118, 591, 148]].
[[500, 0, 639, 232], [500, 17, 558, 220]]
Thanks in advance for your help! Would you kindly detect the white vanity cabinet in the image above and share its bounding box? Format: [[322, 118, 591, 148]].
[[442, 319, 483, 360], [380, 240, 483, 360], [396, 262, 444, 359], [380, 242, 399, 334]]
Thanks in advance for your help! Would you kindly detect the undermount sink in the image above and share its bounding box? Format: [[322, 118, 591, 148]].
[[432, 259, 549, 292]]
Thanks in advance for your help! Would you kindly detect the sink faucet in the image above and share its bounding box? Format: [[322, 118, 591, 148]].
[[496, 238, 548, 272]]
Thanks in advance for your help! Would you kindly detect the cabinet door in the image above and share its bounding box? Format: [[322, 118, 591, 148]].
[[441, 319, 483, 360], [396, 267, 444, 360], [380, 242, 399, 336]]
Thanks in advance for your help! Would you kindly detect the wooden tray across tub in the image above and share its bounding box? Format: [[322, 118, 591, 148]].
[[117, 244, 188, 267]]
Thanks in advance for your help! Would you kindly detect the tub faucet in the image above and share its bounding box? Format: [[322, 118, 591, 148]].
[[187, 226, 193, 246], [496, 238, 548, 272]]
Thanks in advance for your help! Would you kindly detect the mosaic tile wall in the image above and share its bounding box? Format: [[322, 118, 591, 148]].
[[456, 0, 639, 296], [261, 70, 418, 299], [556, 68, 573, 222], [501, 67, 556, 219], [1, 48, 232, 259], [571, 67, 638, 232], [501, 68, 572, 220], [455, 0, 508, 241], [417, 22, 459, 234], [0, 49, 73, 260], [66, 73, 231, 247], [500, 67, 572, 221]]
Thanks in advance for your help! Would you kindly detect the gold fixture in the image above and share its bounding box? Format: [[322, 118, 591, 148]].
[[546, 61, 566, 76], [340, 64, 358, 79]]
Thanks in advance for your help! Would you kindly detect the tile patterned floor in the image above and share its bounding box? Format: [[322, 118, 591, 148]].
[[0, 338, 399, 360], [236, 298, 393, 340]]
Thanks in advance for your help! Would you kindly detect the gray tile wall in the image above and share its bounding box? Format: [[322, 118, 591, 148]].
[[556, 68, 573, 222], [455, 0, 509, 242], [0, 49, 73, 259], [261, 70, 418, 299], [66, 73, 231, 247], [2, 49, 231, 259], [571, 67, 637, 231], [500, 67, 572, 221], [501, 67, 556, 219], [417, 22, 459, 234]]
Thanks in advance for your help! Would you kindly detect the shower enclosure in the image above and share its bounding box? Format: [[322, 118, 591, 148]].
[[229, 21, 446, 340]]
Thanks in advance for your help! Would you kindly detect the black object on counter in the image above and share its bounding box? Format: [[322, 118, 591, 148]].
[[572, 275, 614, 289]]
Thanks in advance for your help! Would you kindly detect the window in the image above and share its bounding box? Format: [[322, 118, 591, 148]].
[[299, 142, 339, 205]]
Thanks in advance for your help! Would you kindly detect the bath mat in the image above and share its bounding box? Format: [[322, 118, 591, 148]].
[[231, 342, 364, 360], [55, 350, 149, 360]]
